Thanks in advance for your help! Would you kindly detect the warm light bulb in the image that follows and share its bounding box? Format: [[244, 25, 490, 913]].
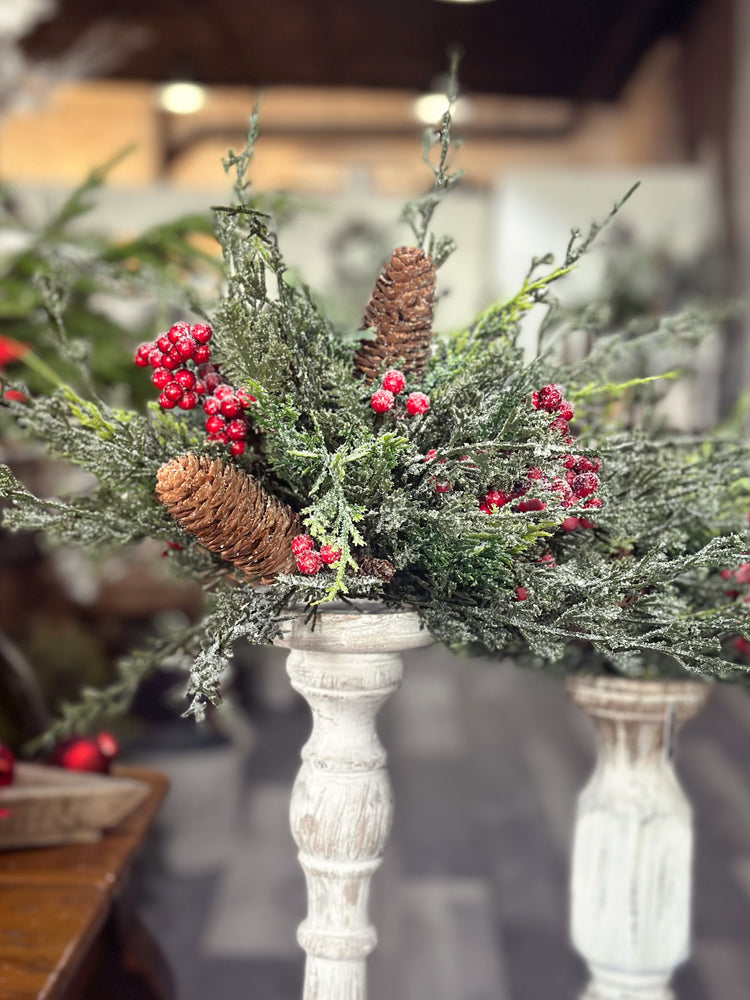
[[158, 81, 207, 115]]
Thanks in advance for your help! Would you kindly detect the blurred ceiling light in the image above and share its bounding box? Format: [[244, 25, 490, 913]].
[[158, 80, 206, 115], [413, 93, 470, 125]]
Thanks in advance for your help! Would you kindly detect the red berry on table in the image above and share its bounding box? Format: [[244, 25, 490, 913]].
[[381, 369, 406, 394], [174, 368, 196, 390], [515, 586, 528, 602], [320, 544, 342, 565], [177, 391, 198, 410], [175, 337, 196, 361], [405, 392, 430, 415], [536, 384, 564, 412], [158, 392, 176, 409], [193, 344, 211, 364], [205, 414, 226, 434], [0, 744, 14, 786], [226, 419, 247, 440], [229, 441, 246, 457], [370, 389, 395, 413], [191, 323, 212, 344], [296, 550, 324, 575], [164, 382, 184, 402], [220, 397, 242, 418], [291, 534, 316, 556], [203, 397, 221, 415], [572, 473, 599, 498], [151, 368, 171, 389]]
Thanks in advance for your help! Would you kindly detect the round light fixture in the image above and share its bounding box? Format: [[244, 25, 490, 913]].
[[413, 93, 470, 125], [158, 81, 207, 115]]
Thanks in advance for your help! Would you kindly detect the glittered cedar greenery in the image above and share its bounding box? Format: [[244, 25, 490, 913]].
[[2, 99, 750, 735]]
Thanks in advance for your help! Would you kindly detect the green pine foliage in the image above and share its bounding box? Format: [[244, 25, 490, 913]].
[[1, 99, 749, 739]]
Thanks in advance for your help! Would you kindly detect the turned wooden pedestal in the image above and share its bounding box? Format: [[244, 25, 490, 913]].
[[567, 676, 711, 1000], [276, 607, 432, 1000]]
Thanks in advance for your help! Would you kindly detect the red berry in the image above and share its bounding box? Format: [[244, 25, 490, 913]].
[[563, 455, 579, 470], [177, 391, 198, 410], [157, 334, 171, 352], [296, 550, 324, 575], [561, 516, 579, 531], [320, 544, 342, 565], [158, 392, 176, 409], [203, 397, 221, 415], [193, 344, 211, 364], [424, 449, 438, 462], [527, 467, 543, 480], [148, 347, 163, 367], [214, 385, 235, 400], [226, 419, 247, 440], [531, 390, 540, 409], [194, 380, 207, 396], [515, 586, 528, 602], [134, 344, 151, 367], [161, 354, 179, 371], [578, 517, 595, 530], [164, 382, 184, 402], [204, 372, 222, 391], [736, 564, 750, 584], [205, 415, 226, 434], [381, 369, 406, 394], [175, 337, 196, 361], [51, 737, 110, 773], [237, 389, 255, 407], [198, 363, 217, 377], [517, 498, 546, 512], [434, 481, 451, 493], [151, 367, 171, 389], [538, 553, 557, 568], [572, 473, 599, 498], [0, 744, 14, 786], [484, 489, 508, 509], [168, 322, 190, 343], [291, 535, 316, 556], [370, 389, 395, 413], [536, 384, 564, 412], [220, 397, 242, 418], [584, 497, 602, 509], [229, 441, 246, 457], [550, 416, 569, 435], [207, 431, 229, 444], [558, 401, 574, 421], [191, 323, 212, 344], [174, 368, 196, 390], [479, 503, 492, 514], [720, 569, 734, 580], [405, 392, 430, 415], [95, 731, 119, 760]]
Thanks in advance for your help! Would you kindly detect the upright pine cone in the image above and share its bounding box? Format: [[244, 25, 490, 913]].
[[357, 554, 396, 583], [353, 246, 436, 382], [155, 454, 299, 585]]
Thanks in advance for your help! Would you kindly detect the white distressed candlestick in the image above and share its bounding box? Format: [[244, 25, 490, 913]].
[[277, 607, 432, 1000], [566, 675, 711, 1000]]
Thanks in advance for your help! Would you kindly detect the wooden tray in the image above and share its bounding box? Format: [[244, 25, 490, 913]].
[[0, 763, 150, 849]]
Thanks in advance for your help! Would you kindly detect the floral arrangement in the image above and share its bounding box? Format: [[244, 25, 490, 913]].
[[2, 101, 750, 736]]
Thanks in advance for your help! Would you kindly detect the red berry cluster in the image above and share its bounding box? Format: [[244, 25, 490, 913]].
[[532, 383, 575, 443], [135, 322, 254, 457], [370, 370, 429, 417], [291, 535, 341, 576], [478, 452, 601, 529]]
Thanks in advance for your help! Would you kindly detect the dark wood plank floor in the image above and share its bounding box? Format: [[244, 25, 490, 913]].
[[127, 646, 750, 1000]]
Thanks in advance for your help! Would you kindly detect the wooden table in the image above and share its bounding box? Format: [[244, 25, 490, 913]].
[[0, 765, 173, 1000]]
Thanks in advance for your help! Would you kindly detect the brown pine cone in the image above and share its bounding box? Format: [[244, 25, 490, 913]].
[[353, 246, 436, 382], [155, 454, 300, 585], [357, 554, 396, 583]]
